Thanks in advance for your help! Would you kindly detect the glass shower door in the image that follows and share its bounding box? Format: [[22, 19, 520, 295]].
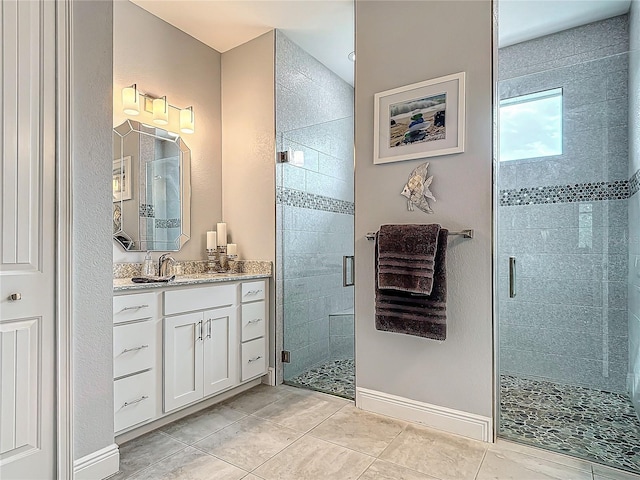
[[496, 10, 640, 473], [274, 30, 355, 399]]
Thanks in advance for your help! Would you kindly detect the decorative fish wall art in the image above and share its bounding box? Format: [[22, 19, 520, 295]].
[[401, 161, 436, 213]]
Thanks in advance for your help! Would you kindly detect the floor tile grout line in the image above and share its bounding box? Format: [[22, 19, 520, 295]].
[[247, 431, 309, 474], [375, 421, 409, 460], [120, 432, 193, 479], [473, 447, 489, 480]]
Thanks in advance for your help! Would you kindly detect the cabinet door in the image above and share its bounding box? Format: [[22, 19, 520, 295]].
[[164, 312, 204, 412], [203, 306, 238, 397]]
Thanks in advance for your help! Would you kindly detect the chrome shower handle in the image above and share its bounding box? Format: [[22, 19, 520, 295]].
[[343, 255, 355, 287], [509, 256, 516, 298]]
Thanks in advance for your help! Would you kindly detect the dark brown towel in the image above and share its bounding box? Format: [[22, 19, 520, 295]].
[[377, 224, 441, 295], [375, 228, 448, 340]]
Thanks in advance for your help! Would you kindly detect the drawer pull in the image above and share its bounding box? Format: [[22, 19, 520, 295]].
[[120, 304, 149, 311], [247, 318, 263, 325], [248, 355, 263, 363], [123, 395, 149, 407], [122, 344, 149, 354], [245, 289, 263, 296]]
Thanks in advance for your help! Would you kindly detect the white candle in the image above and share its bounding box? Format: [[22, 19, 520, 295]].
[[227, 243, 237, 255], [206, 231, 217, 250], [217, 222, 227, 246]]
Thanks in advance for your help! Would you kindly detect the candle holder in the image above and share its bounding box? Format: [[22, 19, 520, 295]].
[[227, 254, 239, 273], [217, 245, 228, 272], [206, 248, 221, 273]]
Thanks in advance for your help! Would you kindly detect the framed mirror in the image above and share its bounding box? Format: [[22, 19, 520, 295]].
[[113, 120, 191, 251]]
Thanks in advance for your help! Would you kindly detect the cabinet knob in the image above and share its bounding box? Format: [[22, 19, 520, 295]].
[[8, 293, 22, 301]]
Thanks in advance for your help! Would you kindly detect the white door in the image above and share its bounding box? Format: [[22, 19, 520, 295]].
[[163, 312, 204, 412], [203, 306, 238, 397], [0, 1, 56, 479]]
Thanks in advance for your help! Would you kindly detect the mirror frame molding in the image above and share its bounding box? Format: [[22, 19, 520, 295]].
[[113, 119, 191, 252]]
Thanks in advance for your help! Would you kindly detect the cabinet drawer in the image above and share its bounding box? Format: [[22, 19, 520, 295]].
[[241, 337, 266, 381], [113, 292, 157, 324], [164, 284, 236, 316], [114, 321, 155, 378], [241, 280, 266, 303], [114, 370, 155, 432], [241, 301, 266, 342]]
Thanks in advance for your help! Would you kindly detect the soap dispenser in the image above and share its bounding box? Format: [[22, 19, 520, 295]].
[[142, 251, 154, 276]]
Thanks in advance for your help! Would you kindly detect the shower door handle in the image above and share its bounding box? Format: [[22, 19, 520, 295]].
[[509, 256, 516, 298], [343, 256, 355, 287]]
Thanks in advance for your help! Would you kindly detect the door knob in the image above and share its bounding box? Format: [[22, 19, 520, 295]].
[[9, 293, 22, 301]]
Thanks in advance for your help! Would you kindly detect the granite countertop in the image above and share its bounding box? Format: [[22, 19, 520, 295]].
[[113, 272, 271, 292]]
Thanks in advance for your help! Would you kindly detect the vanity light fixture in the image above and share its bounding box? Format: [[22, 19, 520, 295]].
[[152, 96, 169, 125], [180, 106, 195, 134], [122, 84, 140, 115], [348, 51, 355, 62], [121, 85, 195, 133]]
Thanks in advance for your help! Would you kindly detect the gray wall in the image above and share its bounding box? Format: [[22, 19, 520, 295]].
[[498, 16, 629, 393], [221, 32, 276, 370], [221, 32, 276, 262], [72, 0, 115, 460], [355, 1, 494, 417], [628, 0, 640, 415], [113, 1, 222, 263], [275, 32, 355, 380]]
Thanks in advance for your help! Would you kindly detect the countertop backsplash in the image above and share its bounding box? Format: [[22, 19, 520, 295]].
[[113, 260, 272, 279]]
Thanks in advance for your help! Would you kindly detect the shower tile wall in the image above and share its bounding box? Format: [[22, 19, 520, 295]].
[[275, 31, 354, 380], [628, 0, 640, 417], [498, 15, 630, 392]]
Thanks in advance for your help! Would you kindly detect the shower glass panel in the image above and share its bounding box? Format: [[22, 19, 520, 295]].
[[496, 10, 640, 473], [274, 31, 355, 399]]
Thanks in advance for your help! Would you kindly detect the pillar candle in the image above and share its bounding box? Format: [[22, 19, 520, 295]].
[[217, 222, 227, 246], [206, 231, 217, 250], [227, 243, 237, 255]]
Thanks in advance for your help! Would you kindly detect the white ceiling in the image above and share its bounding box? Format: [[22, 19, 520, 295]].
[[499, 0, 631, 47], [129, 0, 632, 86], [129, 0, 355, 85]]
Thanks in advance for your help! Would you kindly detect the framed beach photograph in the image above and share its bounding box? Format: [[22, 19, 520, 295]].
[[112, 156, 132, 202], [373, 72, 465, 165]]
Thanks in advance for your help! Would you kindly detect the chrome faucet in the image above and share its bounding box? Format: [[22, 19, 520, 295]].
[[158, 253, 175, 277]]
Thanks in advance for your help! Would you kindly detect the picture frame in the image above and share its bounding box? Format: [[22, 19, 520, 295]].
[[112, 155, 132, 202], [373, 72, 465, 165]]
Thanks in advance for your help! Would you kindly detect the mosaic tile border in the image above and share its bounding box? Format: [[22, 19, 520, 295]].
[[500, 374, 640, 474], [113, 259, 272, 279], [154, 218, 180, 229], [501, 168, 640, 206], [630, 168, 640, 197], [499, 180, 629, 206], [277, 187, 354, 215]]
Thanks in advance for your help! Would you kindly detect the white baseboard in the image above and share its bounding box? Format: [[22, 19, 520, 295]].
[[74, 443, 119, 480], [356, 387, 493, 442], [262, 367, 276, 386]]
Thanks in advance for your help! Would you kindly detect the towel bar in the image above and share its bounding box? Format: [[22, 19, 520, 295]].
[[365, 229, 474, 241]]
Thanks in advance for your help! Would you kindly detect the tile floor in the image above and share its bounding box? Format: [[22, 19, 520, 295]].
[[500, 375, 640, 474], [287, 358, 355, 399], [112, 384, 640, 480]]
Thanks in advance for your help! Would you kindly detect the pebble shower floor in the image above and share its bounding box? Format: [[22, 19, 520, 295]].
[[286, 358, 355, 400], [500, 374, 640, 474]]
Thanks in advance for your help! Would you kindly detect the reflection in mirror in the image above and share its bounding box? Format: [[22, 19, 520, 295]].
[[113, 120, 191, 251]]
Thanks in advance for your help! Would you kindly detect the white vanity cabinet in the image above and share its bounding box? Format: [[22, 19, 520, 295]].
[[163, 305, 238, 412], [240, 280, 268, 381], [113, 276, 269, 435], [112, 291, 159, 433]]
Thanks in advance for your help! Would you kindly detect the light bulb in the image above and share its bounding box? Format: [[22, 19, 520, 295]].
[[122, 84, 140, 115], [152, 96, 169, 125], [180, 106, 195, 134]]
